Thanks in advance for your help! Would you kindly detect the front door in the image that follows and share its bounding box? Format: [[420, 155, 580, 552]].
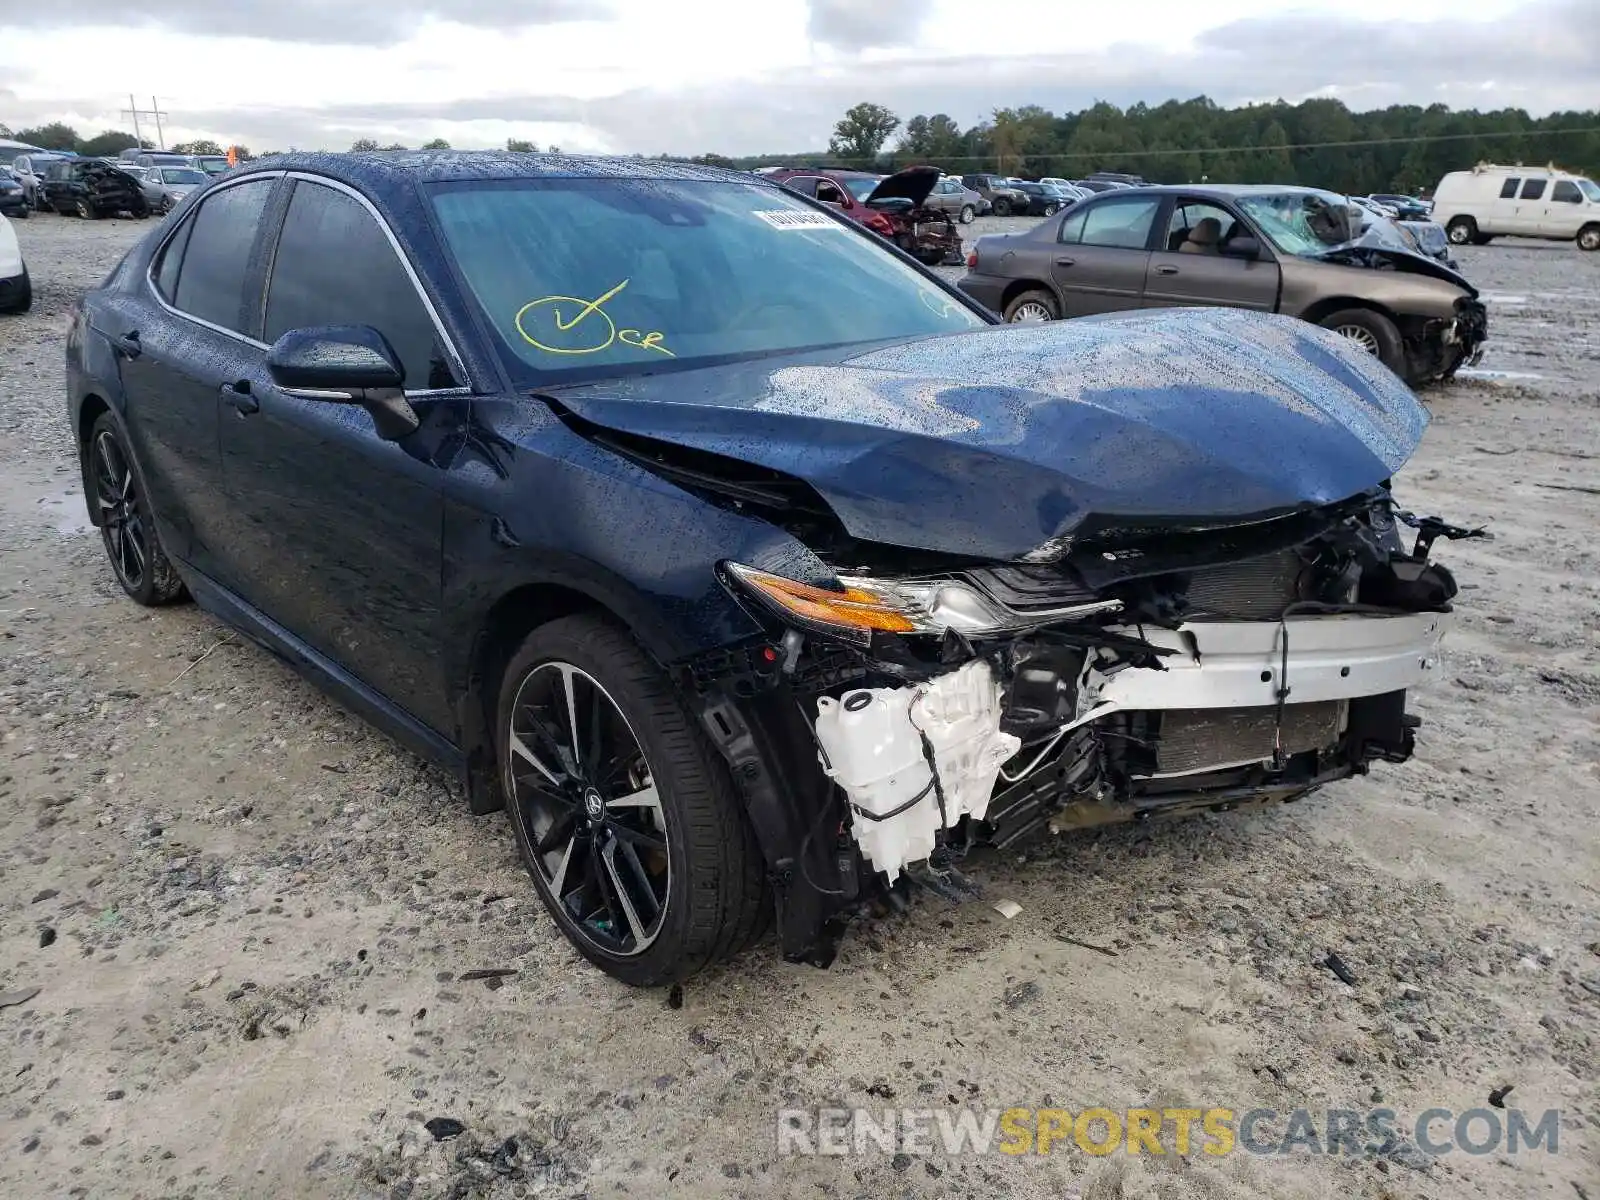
[[1050, 195, 1163, 317], [1542, 179, 1589, 238], [1143, 199, 1282, 311], [217, 175, 466, 733]]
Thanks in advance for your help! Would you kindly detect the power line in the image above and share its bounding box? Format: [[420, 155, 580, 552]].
[[877, 125, 1600, 165]]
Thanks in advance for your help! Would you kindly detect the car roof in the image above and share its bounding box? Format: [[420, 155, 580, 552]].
[[218, 152, 784, 213], [1078, 183, 1346, 201], [243, 150, 765, 186]]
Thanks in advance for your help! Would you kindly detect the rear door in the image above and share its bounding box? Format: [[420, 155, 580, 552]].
[[216, 174, 468, 732], [1142, 198, 1281, 312], [1483, 175, 1521, 234], [1511, 177, 1548, 235], [114, 174, 281, 576], [1050, 194, 1162, 316]]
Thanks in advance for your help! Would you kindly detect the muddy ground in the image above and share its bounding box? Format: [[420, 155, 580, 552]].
[[1, 212, 1596, 1200]]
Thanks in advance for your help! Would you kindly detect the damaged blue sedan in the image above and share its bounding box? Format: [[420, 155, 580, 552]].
[[66, 153, 1482, 984]]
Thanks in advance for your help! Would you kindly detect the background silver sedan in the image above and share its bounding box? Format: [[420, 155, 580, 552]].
[[122, 164, 207, 214]]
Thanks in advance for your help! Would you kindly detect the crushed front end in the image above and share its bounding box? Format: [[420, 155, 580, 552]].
[[678, 489, 1484, 966], [1404, 296, 1487, 382]]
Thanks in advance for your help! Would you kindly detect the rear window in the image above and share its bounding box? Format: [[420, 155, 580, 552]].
[[429, 177, 983, 384], [1060, 197, 1161, 249]]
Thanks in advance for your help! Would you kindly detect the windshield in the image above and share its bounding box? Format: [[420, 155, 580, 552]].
[[160, 168, 206, 184], [1579, 179, 1600, 202], [1236, 192, 1357, 257], [430, 177, 985, 383], [841, 177, 878, 201]]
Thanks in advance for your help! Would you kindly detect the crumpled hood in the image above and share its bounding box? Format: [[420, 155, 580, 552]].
[[546, 307, 1429, 562]]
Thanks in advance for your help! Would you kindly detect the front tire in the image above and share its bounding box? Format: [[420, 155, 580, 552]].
[[86, 413, 187, 605], [497, 615, 769, 986], [1319, 307, 1405, 378], [991, 197, 1012, 217], [75, 198, 97, 220]]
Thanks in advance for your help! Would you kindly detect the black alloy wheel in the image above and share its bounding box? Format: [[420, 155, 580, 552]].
[[508, 659, 671, 958], [87, 413, 186, 605], [497, 615, 769, 985]]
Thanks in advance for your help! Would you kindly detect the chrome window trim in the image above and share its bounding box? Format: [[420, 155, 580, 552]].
[[143, 168, 472, 398]]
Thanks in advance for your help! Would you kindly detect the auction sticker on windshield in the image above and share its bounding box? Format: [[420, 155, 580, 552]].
[[753, 210, 843, 230]]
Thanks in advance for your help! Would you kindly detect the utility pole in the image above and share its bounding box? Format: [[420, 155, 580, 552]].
[[119, 95, 171, 150]]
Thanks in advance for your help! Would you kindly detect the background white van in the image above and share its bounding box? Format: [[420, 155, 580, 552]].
[[1432, 163, 1600, 250]]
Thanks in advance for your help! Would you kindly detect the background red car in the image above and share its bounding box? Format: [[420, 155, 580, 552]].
[[766, 165, 962, 265]]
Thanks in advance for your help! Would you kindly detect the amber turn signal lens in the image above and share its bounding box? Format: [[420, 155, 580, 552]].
[[725, 565, 917, 634]]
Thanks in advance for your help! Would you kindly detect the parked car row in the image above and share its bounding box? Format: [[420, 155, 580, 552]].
[[9, 150, 231, 214]]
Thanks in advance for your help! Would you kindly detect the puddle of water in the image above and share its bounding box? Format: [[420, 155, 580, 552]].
[[38, 489, 93, 536], [1455, 368, 1547, 382]]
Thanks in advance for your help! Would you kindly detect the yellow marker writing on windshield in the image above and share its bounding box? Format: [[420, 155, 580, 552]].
[[514, 279, 676, 358]]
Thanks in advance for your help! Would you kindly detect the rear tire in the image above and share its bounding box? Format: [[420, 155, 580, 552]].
[[1445, 216, 1476, 245], [85, 412, 188, 606], [959, 204, 975, 224], [497, 615, 770, 986], [1319, 307, 1405, 378], [1578, 224, 1600, 252], [1003, 288, 1060, 322]]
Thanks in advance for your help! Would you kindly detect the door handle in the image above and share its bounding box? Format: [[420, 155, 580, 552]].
[[221, 380, 259, 415], [1054, 256, 1075, 267], [1155, 265, 1179, 275], [112, 330, 141, 359]]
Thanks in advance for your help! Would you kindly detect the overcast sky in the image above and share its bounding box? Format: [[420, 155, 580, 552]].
[[1, 0, 1590, 155]]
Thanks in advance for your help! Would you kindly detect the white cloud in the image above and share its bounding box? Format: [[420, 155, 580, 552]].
[[0, 0, 1585, 155]]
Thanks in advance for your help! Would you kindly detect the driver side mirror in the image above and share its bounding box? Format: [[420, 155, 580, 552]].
[[1221, 235, 1262, 260], [267, 325, 420, 441]]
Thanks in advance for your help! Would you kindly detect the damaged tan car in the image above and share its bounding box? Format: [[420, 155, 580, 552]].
[[959, 184, 1487, 387]]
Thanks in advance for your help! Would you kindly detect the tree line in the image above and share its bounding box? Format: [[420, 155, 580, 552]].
[[2, 123, 250, 160], [10, 96, 1600, 195], [802, 97, 1600, 195]]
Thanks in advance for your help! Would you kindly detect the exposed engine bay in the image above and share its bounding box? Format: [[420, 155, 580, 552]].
[[677, 486, 1487, 966], [868, 196, 963, 266]]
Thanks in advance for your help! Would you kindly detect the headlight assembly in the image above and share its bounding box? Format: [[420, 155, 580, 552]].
[[723, 562, 1121, 644]]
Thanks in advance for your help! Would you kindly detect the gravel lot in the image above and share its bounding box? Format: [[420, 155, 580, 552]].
[[2, 211, 1597, 1200]]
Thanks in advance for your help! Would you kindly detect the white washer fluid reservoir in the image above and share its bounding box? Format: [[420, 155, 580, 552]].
[[814, 660, 1020, 880]]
